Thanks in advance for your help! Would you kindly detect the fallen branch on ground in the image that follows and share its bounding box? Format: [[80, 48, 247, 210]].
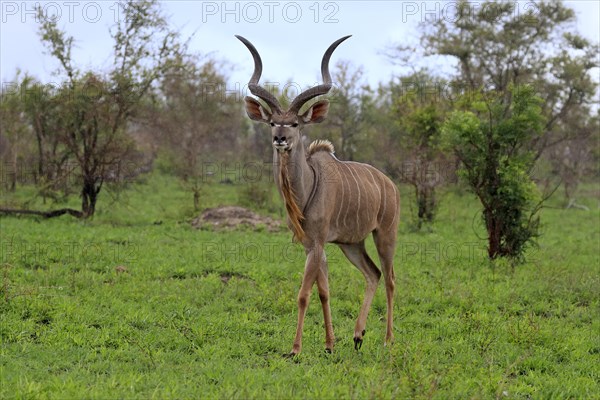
[[0, 208, 84, 218]]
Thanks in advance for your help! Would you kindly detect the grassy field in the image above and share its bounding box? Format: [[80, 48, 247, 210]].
[[1, 173, 599, 399]]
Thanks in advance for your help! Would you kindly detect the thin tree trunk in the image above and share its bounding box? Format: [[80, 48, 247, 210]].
[[193, 189, 200, 211], [81, 179, 99, 218], [9, 149, 17, 192], [34, 116, 44, 184]]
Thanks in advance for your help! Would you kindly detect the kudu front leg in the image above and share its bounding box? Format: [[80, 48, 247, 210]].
[[287, 246, 326, 357], [316, 257, 335, 353]]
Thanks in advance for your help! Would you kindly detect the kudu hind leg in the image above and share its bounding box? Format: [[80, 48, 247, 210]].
[[339, 242, 381, 350], [374, 231, 396, 345], [289, 246, 325, 356]]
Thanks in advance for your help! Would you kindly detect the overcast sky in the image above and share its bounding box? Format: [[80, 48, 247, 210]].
[[1, 1, 599, 92]]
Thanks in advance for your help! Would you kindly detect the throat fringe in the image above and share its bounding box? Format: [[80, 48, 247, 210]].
[[279, 152, 306, 242]]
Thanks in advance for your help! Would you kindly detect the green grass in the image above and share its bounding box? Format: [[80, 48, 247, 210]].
[[1, 175, 598, 399]]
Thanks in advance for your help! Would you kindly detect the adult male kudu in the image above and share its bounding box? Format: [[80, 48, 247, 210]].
[[236, 35, 400, 356]]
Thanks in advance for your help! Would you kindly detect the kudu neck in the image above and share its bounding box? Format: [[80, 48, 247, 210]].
[[274, 142, 314, 210]]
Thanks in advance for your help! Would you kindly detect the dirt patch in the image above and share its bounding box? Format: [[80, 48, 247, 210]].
[[192, 206, 283, 232]]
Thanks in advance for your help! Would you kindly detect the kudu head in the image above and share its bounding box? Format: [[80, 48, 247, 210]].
[[236, 35, 351, 153]]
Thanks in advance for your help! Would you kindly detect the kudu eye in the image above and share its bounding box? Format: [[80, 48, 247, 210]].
[[292, 123, 298, 128], [270, 122, 275, 127]]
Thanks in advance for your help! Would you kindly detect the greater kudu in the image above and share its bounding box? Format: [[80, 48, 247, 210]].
[[236, 35, 400, 356]]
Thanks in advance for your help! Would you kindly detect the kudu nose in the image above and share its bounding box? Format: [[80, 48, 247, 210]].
[[274, 136, 286, 144]]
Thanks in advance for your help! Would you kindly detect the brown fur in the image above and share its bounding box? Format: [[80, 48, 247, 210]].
[[279, 152, 305, 242]]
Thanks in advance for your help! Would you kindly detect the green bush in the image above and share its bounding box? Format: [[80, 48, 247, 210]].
[[443, 85, 545, 261]]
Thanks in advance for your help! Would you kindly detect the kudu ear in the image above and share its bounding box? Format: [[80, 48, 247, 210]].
[[244, 96, 272, 123], [301, 100, 330, 124]]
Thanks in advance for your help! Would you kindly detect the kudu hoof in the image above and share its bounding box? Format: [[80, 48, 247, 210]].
[[354, 329, 366, 350], [283, 351, 299, 359], [353, 337, 363, 350]]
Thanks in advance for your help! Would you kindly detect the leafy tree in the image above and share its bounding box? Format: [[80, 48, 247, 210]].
[[33, 0, 181, 217], [148, 56, 241, 210], [393, 5, 597, 155], [388, 72, 453, 228], [388, 0, 598, 258], [19, 76, 76, 199], [443, 85, 545, 260], [549, 109, 599, 208], [0, 74, 31, 191]]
